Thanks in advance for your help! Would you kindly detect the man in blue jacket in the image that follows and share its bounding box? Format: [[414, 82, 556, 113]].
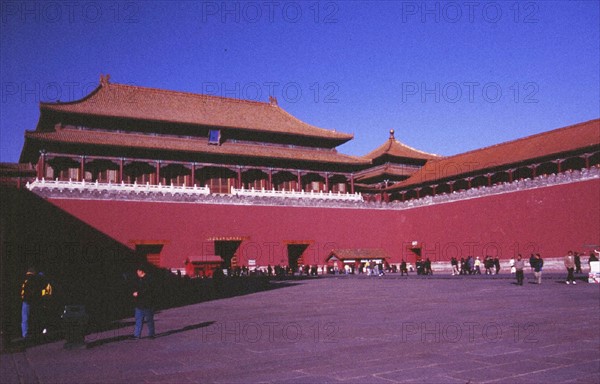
[[132, 265, 156, 339]]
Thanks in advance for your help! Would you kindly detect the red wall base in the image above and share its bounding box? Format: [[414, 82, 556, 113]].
[[48, 179, 600, 268]]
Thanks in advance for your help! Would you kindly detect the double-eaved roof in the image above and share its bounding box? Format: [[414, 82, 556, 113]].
[[38, 79, 353, 143], [22, 78, 368, 168]]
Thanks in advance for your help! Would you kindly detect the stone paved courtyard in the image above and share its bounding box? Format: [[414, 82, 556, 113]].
[[2, 274, 599, 383]]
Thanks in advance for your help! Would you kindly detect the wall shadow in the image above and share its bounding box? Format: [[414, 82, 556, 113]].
[[0, 186, 302, 350]]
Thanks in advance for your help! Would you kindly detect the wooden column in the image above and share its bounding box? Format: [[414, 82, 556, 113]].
[[448, 181, 455, 193], [350, 173, 355, 194], [156, 161, 161, 184], [268, 168, 273, 190], [529, 164, 538, 178], [79, 156, 85, 182], [583, 154, 591, 169], [191, 163, 196, 187], [297, 170, 302, 191], [554, 159, 563, 173], [325, 172, 329, 192], [485, 173, 493, 187], [119, 158, 124, 183], [237, 167, 242, 189], [37, 150, 46, 179]]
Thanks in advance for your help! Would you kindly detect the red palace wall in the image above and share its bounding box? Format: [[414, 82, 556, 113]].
[[48, 179, 600, 269]]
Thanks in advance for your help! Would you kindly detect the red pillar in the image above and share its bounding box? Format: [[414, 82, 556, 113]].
[[79, 156, 85, 182], [555, 159, 563, 173], [196, 165, 204, 187], [449, 181, 454, 193], [297, 170, 302, 191], [325, 172, 329, 192], [156, 161, 161, 184], [119, 158, 124, 183], [584, 154, 591, 169], [237, 167, 242, 189], [37, 151, 46, 179], [191, 163, 196, 187], [529, 165, 537, 178], [268, 168, 273, 190]]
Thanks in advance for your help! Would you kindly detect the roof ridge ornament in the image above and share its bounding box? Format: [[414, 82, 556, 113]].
[[269, 95, 278, 106], [100, 74, 111, 86], [389, 129, 395, 140]]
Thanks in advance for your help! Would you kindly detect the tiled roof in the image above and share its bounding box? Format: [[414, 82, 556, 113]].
[[25, 128, 369, 165], [186, 256, 223, 263], [0, 162, 35, 176], [363, 130, 440, 161], [327, 248, 390, 261], [389, 119, 600, 190], [40, 80, 353, 143], [354, 163, 418, 182]]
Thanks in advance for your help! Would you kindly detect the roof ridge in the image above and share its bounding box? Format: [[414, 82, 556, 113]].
[[40, 84, 103, 106], [108, 82, 275, 107], [391, 138, 441, 157], [270, 104, 353, 138]]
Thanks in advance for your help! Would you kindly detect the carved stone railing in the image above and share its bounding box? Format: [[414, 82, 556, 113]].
[[230, 186, 363, 202], [26, 178, 211, 196], [25, 166, 598, 209], [391, 166, 600, 210]]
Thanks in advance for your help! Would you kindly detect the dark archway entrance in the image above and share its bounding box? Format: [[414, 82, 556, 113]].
[[214, 240, 242, 269], [287, 244, 309, 273]]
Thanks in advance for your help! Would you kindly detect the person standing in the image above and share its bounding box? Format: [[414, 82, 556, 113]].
[[564, 251, 576, 285], [21, 267, 42, 339], [533, 254, 544, 284], [574, 252, 582, 274], [514, 254, 525, 286], [451, 257, 459, 276], [494, 257, 501, 275], [132, 265, 156, 339], [474, 257, 482, 275], [400, 260, 408, 276]]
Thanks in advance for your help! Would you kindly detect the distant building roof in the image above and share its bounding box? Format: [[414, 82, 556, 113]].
[[39, 78, 353, 144], [362, 129, 440, 162], [389, 119, 600, 190], [0, 162, 35, 177], [186, 256, 223, 264]]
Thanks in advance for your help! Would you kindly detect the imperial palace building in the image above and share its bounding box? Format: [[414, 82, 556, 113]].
[[3, 76, 600, 275]]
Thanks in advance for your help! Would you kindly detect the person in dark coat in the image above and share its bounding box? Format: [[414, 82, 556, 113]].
[[21, 267, 42, 338], [574, 252, 582, 274], [132, 265, 156, 339]]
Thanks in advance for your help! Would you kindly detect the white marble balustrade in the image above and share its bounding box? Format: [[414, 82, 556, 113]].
[[231, 186, 363, 201], [26, 178, 211, 196]]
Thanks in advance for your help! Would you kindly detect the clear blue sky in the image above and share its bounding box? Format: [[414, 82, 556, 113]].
[[1, 1, 598, 163]]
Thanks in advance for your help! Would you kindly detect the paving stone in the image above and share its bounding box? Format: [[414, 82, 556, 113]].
[[1, 276, 598, 383]]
